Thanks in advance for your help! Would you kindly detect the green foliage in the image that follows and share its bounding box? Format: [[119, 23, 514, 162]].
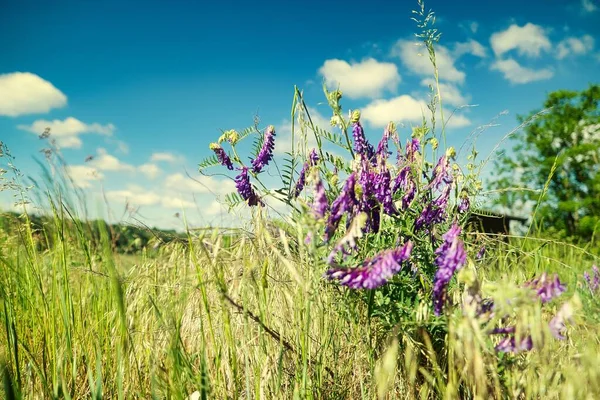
[[492, 84, 600, 241]]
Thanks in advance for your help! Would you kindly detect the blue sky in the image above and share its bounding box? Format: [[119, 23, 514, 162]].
[[1, 0, 599, 229]]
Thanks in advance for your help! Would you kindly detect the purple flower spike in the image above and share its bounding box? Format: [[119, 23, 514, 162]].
[[325, 241, 414, 289], [584, 265, 599, 293], [374, 161, 397, 216], [476, 245, 486, 260], [235, 167, 263, 207], [429, 155, 453, 190], [251, 125, 276, 173], [352, 121, 374, 160], [415, 186, 451, 231], [458, 194, 470, 213], [325, 173, 358, 240], [293, 148, 320, 198], [293, 164, 308, 198], [375, 123, 394, 160], [495, 335, 533, 353], [549, 301, 574, 340], [523, 273, 566, 303], [433, 223, 467, 316], [312, 177, 329, 218], [210, 143, 234, 170]]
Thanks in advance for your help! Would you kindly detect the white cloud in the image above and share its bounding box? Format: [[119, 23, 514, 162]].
[[470, 22, 479, 34], [116, 140, 129, 154], [490, 23, 551, 58], [556, 35, 595, 59], [138, 163, 161, 179], [164, 173, 236, 195], [150, 152, 180, 163], [0, 72, 67, 117], [361, 94, 471, 129], [361, 95, 427, 127], [453, 39, 487, 58], [490, 58, 554, 84], [420, 79, 470, 107], [318, 58, 401, 99], [17, 117, 115, 149], [582, 0, 597, 12], [89, 148, 135, 172], [66, 165, 104, 188], [391, 40, 465, 83], [105, 184, 197, 210], [106, 187, 162, 207]]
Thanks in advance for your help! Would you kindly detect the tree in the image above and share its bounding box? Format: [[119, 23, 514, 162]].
[[493, 84, 600, 239]]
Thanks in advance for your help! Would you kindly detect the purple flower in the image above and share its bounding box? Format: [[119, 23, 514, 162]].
[[489, 326, 516, 335], [458, 193, 470, 213], [235, 167, 263, 207], [325, 241, 413, 289], [352, 121, 374, 160], [429, 155, 452, 190], [375, 123, 395, 160], [433, 223, 467, 316], [549, 301, 574, 340], [210, 143, 234, 170], [495, 335, 533, 353], [251, 125, 276, 173], [312, 177, 329, 218], [523, 273, 566, 303], [415, 186, 451, 231], [584, 265, 599, 293], [401, 179, 416, 211], [398, 138, 420, 165], [476, 246, 486, 260], [325, 173, 358, 240], [293, 164, 308, 198], [374, 160, 397, 216], [357, 157, 381, 233], [392, 166, 410, 194], [308, 148, 319, 165], [293, 149, 320, 198]]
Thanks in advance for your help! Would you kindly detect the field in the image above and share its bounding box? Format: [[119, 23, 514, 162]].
[[2, 2, 600, 399], [1, 206, 599, 399]]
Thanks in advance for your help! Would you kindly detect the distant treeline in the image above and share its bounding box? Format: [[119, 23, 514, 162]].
[[0, 211, 189, 253]]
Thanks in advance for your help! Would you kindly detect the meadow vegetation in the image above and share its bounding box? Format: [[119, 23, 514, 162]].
[[1, 1, 599, 399]]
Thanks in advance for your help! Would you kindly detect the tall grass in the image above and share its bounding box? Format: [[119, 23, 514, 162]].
[[1, 205, 599, 399]]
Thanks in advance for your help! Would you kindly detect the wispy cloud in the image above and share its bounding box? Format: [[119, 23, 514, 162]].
[[0, 72, 67, 117], [582, 0, 597, 13], [318, 58, 401, 99], [138, 163, 161, 179], [164, 173, 235, 195], [18, 117, 115, 149], [89, 148, 135, 172], [150, 152, 182, 163], [490, 58, 554, 84], [66, 165, 104, 188], [556, 35, 595, 59]]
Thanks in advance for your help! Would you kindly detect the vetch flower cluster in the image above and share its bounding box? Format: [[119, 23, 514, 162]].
[[583, 265, 599, 293], [432, 222, 467, 316], [209, 143, 234, 170], [235, 167, 263, 207], [325, 241, 414, 289], [251, 125, 276, 173], [294, 148, 319, 198], [523, 272, 566, 303]]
